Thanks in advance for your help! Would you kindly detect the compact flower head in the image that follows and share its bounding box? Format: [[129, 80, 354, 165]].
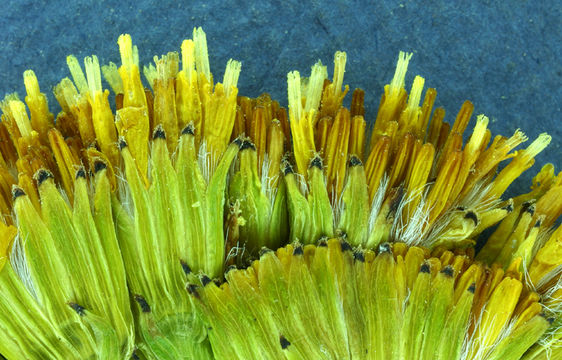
[[0, 27, 561, 360]]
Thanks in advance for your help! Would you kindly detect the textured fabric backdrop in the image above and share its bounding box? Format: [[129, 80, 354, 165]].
[[1, 0, 560, 197]]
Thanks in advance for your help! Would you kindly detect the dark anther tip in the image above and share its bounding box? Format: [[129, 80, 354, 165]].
[[468, 283, 476, 294], [152, 125, 166, 140], [340, 241, 353, 252], [68, 302, 86, 316], [12, 186, 26, 200], [353, 251, 365, 262], [225, 265, 237, 275], [240, 140, 256, 151], [75, 167, 86, 179], [186, 284, 200, 299], [133, 294, 151, 313], [35, 169, 53, 186], [182, 124, 195, 135], [502, 203, 514, 212], [233, 136, 244, 148], [119, 138, 128, 150], [464, 211, 478, 226], [420, 263, 430, 273], [259, 247, 273, 258], [378, 243, 392, 254], [200, 275, 212, 287], [293, 245, 304, 256], [180, 260, 191, 275], [283, 162, 294, 176], [441, 266, 454, 277], [309, 156, 323, 169], [93, 160, 107, 173], [348, 155, 362, 167], [279, 335, 291, 349]]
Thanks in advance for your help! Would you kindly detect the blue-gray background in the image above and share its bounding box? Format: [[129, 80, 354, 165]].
[[0, 0, 560, 197]]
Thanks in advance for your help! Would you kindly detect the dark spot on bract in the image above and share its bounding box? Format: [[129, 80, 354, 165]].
[[309, 156, 323, 169], [200, 275, 212, 287], [540, 312, 555, 325], [420, 263, 430, 273], [182, 124, 195, 135], [180, 260, 191, 275], [12, 187, 25, 200], [131, 350, 141, 360], [441, 266, 454, 277], [36, 169, 52, 186], [464, 211, 478, 225], [75, 167, 86, 179], [233, 136, 244, 148], [535, 219, 542, 228], [187, 284, 200, 299], [283, 162, 294, 176], [119, 138, 128, 150], [468, 283, 476, 293], [522, 201, 535, 216], [318, 238, 328, 247], [68, 302, 85, 316], [293, 245, 304, 256], [152, 126, 166, 140], [240, 140, 256, 151], [348, 155, 362, 167], [353, 251, 365, 262], [279, 335, 291, 349], [134, 295, 151, 313], [94, 160, 107, 173], [341, 241, 352, 252]]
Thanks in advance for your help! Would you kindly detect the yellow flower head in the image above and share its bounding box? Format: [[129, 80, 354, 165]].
[[0, 28, 561, 360]]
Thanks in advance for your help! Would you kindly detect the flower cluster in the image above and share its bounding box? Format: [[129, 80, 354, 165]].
[[0, 28, 561, 359]]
